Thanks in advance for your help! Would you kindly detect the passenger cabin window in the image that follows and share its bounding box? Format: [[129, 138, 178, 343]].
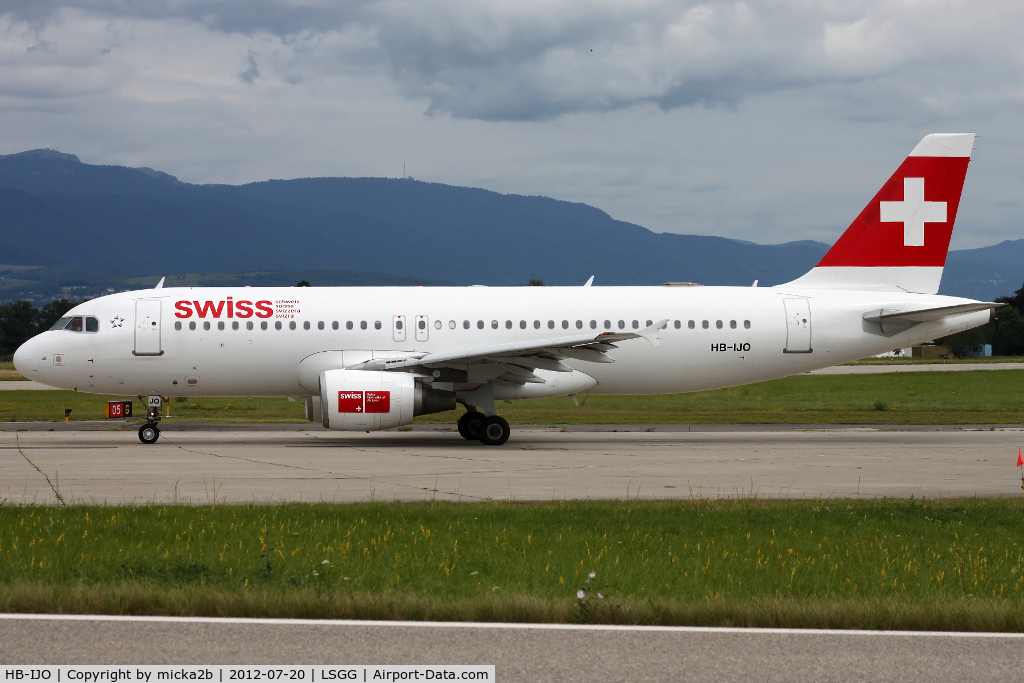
[[631, 320, 639, 329], [232, 321, 239, 330], [374, 321, 381, 330], [548, 320, 555, 329], [534, 320, 541, 329], [435, 321, 442, 330], [744, 320, 751, 329], [688, 320, 695, 329], [716, 320, 723, 329], [449, 320, 456, 329], [317, 321, 324, 330], [247, 321, 254, 331], [562, 320, 569, 329], [347, 321, 353, 330], [576, 320, 583, 329], [275, 321, 282, 330], [420, 320, 427, 330], [289, 321, 297, 330], [520, 320, 527, 329], [217, 321, 225, 330], [506, 320, 513, 329], [646, 319, 653, 327], [604, 320, 611, 329], [491, 320, 498, 329], [617, 320, 625, 329], [674, 320, 681, 329], [477, 320, 484, 329], [360, 321, 367, 330], [590, 320, 597, 329], [261, 321, 268, 330], [175, 321, 182, 331], [730, 320, 737, 329], [702, 320, 709, 329], [464, 320, 470, 329], [190, 321, 197, 331]]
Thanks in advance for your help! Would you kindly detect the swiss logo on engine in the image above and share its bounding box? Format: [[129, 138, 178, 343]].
[[365, 391, 391, 414], [338, 391, 364, 413]]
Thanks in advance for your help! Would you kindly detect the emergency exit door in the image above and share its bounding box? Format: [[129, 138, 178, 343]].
[[134, 300, 163, 356], [783, 298, 812, 353]]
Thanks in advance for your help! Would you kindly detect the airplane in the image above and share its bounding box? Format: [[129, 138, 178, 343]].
[[13, 133, 997, 446]]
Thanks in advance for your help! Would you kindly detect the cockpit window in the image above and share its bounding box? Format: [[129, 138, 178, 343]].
[[52, 316, 99, 332]]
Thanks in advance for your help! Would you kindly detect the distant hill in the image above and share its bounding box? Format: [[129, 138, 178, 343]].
[[0, 148, 1018, 300]]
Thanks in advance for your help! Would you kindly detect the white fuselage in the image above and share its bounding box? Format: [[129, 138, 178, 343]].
[[13, 285, 988, 398]]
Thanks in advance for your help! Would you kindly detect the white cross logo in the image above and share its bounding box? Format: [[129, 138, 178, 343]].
[[879, 177, 946, 247]]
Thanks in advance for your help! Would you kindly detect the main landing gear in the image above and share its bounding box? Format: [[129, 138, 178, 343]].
[[457, 411, 511, 446], [138, 395, 162, 444]]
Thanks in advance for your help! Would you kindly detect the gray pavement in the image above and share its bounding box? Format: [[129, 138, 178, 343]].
[[808, 362, 1024, 374], [1, 614, 1022, 682], [0, 380, 59, 390], [2, 425, 1023, 504]]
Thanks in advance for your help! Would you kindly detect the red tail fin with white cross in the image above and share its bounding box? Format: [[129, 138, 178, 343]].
[[785, 133, 975, 294]]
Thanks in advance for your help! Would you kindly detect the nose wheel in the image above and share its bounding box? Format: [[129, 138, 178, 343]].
[[138, 424, 160, 444]]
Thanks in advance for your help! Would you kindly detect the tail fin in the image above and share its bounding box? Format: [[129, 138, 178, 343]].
[[785, 133, 975, 294]]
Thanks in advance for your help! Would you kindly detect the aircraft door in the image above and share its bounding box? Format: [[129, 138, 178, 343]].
[[783, 298, 812, 353], [134, 300, 164, 356], [393, 315, 407, 342], [415, 315, 429, 342]]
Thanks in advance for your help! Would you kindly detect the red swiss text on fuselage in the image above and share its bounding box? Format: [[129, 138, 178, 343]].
[[175, 297, 274, 319]]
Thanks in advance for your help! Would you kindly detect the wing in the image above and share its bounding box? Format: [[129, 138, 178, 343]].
[[350, 319, 668, 385]]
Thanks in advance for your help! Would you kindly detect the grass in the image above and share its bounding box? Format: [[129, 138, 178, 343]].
[[0, 361, 27, 381], [4, 370, 1024, 424], [3, 499, 1024, 630]]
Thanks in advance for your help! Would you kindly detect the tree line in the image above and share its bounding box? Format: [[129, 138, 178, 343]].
[[0, 299, 77, 359], [938, 283, 1024, 358]]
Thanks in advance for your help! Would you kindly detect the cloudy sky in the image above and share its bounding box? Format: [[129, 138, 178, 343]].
[[1, 0, 1022, 249]]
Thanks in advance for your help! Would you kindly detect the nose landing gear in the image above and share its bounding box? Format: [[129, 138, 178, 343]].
[[138, 395, 163, 444]]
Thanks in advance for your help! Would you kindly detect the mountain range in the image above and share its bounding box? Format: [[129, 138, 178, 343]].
[[0, 149, 1019, 302]]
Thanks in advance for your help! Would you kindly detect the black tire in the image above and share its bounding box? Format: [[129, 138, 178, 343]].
[[457, 411, 486, 440], [479, 415, 510, 446], [138, 424, 160, 444]]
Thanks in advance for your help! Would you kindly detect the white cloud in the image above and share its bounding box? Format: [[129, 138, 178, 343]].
[[0, 1, 1021, 249]]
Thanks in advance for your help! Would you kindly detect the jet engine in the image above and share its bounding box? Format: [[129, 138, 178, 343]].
[[312, 369, 455, 431]]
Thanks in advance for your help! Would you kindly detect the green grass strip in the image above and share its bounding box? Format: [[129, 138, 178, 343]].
[[3, 499, 1024, 629]]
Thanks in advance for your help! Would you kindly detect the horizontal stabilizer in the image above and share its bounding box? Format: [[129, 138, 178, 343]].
[[862, 302, 1000, 325]]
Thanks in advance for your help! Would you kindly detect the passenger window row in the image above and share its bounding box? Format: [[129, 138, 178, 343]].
[[173, 318, 753, 332]]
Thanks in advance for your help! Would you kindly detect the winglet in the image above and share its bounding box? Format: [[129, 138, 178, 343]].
[[637, 319, 668, 348], [154, 277, 165, 289], [583, 276, 594, 287]]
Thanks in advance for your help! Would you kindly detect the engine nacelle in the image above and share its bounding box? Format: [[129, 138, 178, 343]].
[[316, 370, 456, 431]]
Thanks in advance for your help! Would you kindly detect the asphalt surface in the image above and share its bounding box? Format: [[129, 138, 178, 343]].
[[2, 425, 1022, 504], [1, 614, 1021, 682]]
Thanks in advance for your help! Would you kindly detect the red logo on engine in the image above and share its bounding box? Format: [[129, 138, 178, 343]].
[[337, 391, 391, 413], [338, 391, 364, 413], [365, 391, 391, 413]]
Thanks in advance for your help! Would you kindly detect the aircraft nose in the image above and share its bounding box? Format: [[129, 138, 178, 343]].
[[13, 337, 38, 380]]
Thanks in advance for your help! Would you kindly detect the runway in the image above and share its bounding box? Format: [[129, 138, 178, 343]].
[[0, 614, 1021, 682], [1, 424, 1021, 504]]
